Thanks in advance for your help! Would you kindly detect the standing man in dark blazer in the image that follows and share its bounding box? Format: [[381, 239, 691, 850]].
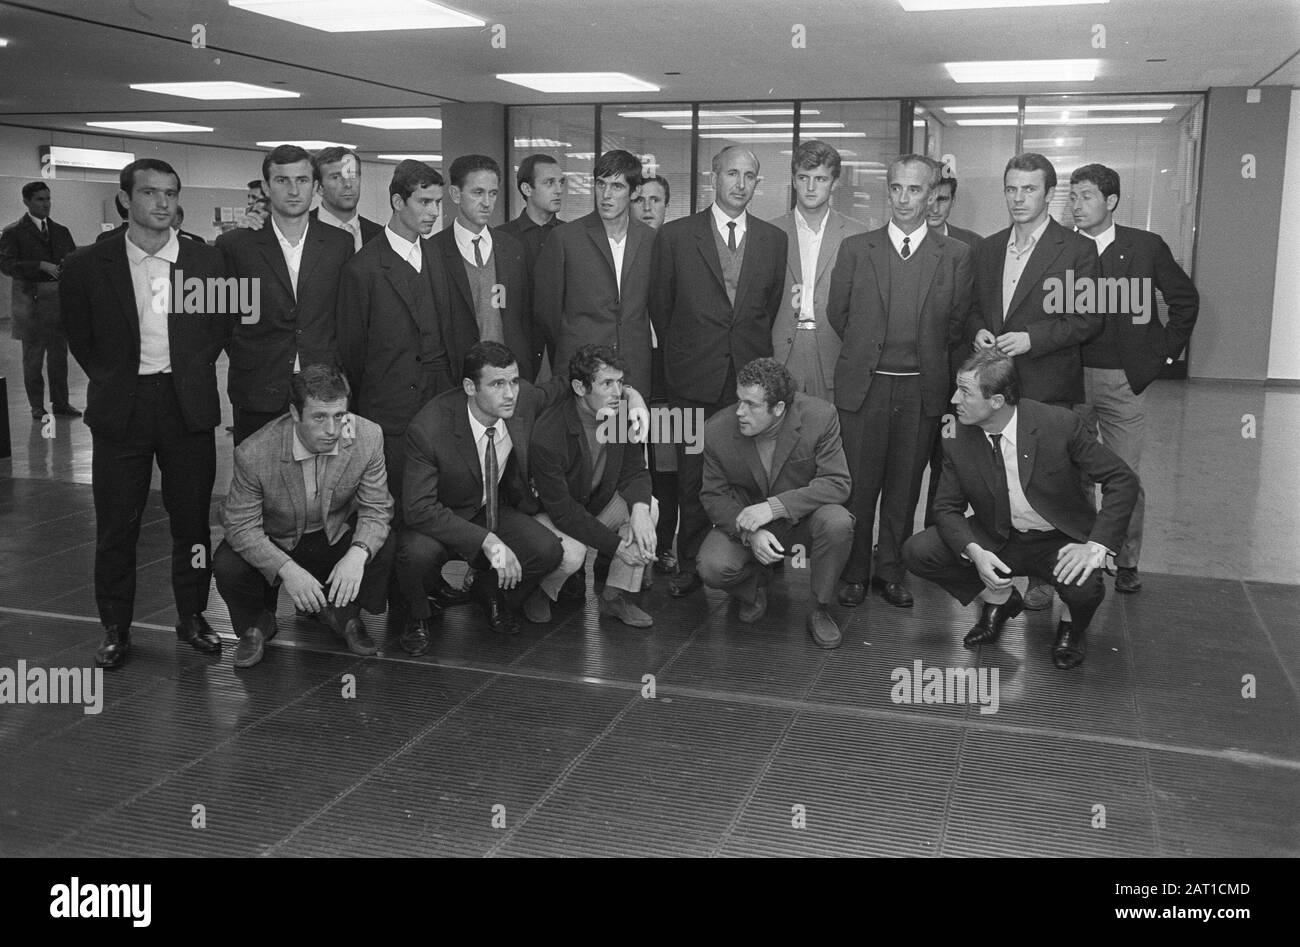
[[428, 155, 535, 382], [535, 149, 655, 391], [60, 158, 234, 669], [827, 154, 973, 610], [649, 145, 787, 596], [1, 181, 79, 419], [217, 144, 354, 444], [903, 350, 1138, 670], [1068, 163, 1199, 594], [500, 153, 565, 377], [309, 146, 382, 252]]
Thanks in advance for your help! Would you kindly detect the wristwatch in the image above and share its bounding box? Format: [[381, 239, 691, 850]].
[[350, 540, 371, 563]]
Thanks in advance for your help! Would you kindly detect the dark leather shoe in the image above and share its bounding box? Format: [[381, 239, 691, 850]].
[[838, 581, 866, 607], [963, 586, 1024, 648], [31, 406, 45, 420], [401, 617, 433, 656], [483, 593, 518, 635], [871, 576, 914, 608], [559, 568, 586, 602], [522, 589, 552, 624], [428, 573, 471, 608], [233, 628, 265, 669], [807, 606, 842, 649], [51, 404, 82, 418], [1052, 620, 1086, 669], [95, 625, 130, 669], [737, 587, 767, 624], [341, 616, 377, 656], [599, 591, 654, 628], [175, 613, 221, 654], [1115, 567, 1142, 593], [255, 609, 279, 642], [669, 568, 701, 597]]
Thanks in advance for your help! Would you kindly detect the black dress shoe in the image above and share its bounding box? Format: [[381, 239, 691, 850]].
[[428, 574, 471, 608], [95, 625, 131, 670], [871, 576, 914, 608], [838, 581, 866, 607], [963, 586, 1024, 648], [31, 406, 45, 420], [175, 614, 221, 654], [668, 568, 701, 597], [483, 593, 519, 635], [341, 616, 377, 655], [807, 606, 842, 649], [558, 568, 586, 602], [401, 617, 433, 655], [1052, 620, 1087, 669], [1115, 567, 1142, 593], [51, 403, 82, 418]]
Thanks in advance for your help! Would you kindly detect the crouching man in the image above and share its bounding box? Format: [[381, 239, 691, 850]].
[[698, 358, 854, 648], [531, 344, 659, 628], [216, 364, 396, 668]]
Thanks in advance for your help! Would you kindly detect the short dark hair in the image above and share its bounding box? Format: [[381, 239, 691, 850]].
[[463, 340, 517, 386], [959, 349, 1020, 405], [21, 181, 50, 202], [1004, 152, 1057, 190], [593, 149, 642, 191], [247, 179, 264, 192], [119, 159, 181, 196], [290, 363, 351, 413], [516, 154, 559, 195], [936, 175, 958, 197], [569, 344, 626, 390], [262, 144, 313, 183], [312, 146, 361, 183], [449, 154, 501, 189], [114, 192, 129, 219], [389, 159, 444, 201], [1069, 163, 1121, 206], [792, 139, 842, 180], [737, 357, 795, 410], [640, 174, 670, 204]]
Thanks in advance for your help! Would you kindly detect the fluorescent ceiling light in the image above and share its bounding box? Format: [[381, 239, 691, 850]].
[[342, 117, 442, 130], [377, 154, 442, 162], [901, 0, 1106, 9], [946, 59, 1099, 83], [1024, 137, 1084, 148], [1027, 116, 1163, 124], [41, 146, 135, 171], [617, 108, 813, 120], [955, 118, 1018, 126], [0, 38, 10, 47], [498, 72, 659, 94], [943, 102, 1175, 114], [87, 121, 214, 133], [943, 105, 1019, 114], [256, 139, 356, 149], [229, 0, 483, 31], [565, 152, 596, 160], [662, 122, 843, 130], [514, 137, 572, 148], [132, 81, 299, 100], [699, 132, 866, 140]]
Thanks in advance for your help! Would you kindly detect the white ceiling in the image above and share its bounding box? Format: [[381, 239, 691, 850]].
[[0, 0, 1295, 156]]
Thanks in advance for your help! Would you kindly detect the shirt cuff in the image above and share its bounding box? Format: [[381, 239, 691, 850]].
[[1087, 540, 1115, 558]]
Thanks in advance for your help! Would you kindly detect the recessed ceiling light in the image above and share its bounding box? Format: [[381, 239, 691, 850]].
[[87, 121, 215, 133], [565, 153, 596, 160], [376, 154, 442, 162], [942, 105, 1019, 114], [901, 0, 1106, 9], [698, 132, 866, 140], [955, 118, 1019, 126], [256, 140, 357, 149], [498, 73, 659, 94], [514, 138, 572, 148], [1027, 102, 1175, 111], [1027, 116, 1164, 125], [132, 81, 299, 100], [0, 38, 10, 47], [1024, 137, 1084, 148], [617, 108, 815, 120], [662, 122, 843, 130], [342, 117, 443, 130], [229, 0, 484, 32], [946, 60, 1099, 83]]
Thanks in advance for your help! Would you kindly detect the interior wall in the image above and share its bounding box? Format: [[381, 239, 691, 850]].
[[1268, 90, 1300, 381]]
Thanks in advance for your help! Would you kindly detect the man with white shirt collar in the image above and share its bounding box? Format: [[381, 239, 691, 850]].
[[1068, 163, 1199, 595], [903, 350, 1138, 670], [926, 175, 983, 249], [60, 158, 235, 670], [310, 146, 382, 252], [649, 145, 787, 597], [218, 145, 355, 444], [826, 153, 972, 611]]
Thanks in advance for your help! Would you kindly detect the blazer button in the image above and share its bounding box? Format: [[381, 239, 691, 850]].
[[415, 355, 422, 361], [409, 384, 416, 390], [296, 328, 302, 334], [875, 342, 883, 351]]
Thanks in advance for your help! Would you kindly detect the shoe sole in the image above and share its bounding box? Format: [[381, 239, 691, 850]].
[[233, 650, 264, 669]]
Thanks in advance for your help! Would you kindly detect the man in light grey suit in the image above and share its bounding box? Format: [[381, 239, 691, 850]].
[[216, 364, 396, 668], [771, 140, 868, 402]]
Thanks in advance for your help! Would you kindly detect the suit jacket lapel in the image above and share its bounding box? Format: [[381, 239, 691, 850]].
[[319, 434, 353, 519], [279, 423, 308, 537], [1101, 226, 1131, 278], [296, 220, 325, 292], [103, 242, 140, 350], [783, 213, 801, 286], [733, 217, 765, 314], [452, 398, 484, 499], [768, 406, 802, 490], [915, 232, 942, 314], [814, 212, 844, 286], [1017, 410, 1037, 493], [380, 242, 429, 334], [736, 429, 768, 495], [868, 233, 892, 314], [693, 210, 728, 300], [255, 225, 296, 300], [622, 218, 647, 294], [1005, 222, 1063, 329], [441, 231, 474, 313], [585, 214, 619, 292]]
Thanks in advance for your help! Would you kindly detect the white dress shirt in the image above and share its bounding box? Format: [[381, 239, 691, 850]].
[[1081, 221, 1115, 257], [384, 226, 422, 273], [467, 404, 512, 506], [987, 408, 1055, 533], [454, 218, 492, 267], [125, 228, 179, 374], [794, 208, 827, 322], [711, 203, 747, 248], [1002, 216, 1051, 320], [887, 219, 927, 259], [272, 217, 306, 371], [316, 205, 363, 252], [608, 232, 626, 295]]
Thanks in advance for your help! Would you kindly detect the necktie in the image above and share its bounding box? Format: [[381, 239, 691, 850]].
[[901, 236, 911, 259], [407, 244, 421, 272], [988, 432, 1011, 535], [484, 426, 498, 532], [727, 221, 737, 252], [473, 236, 484, 267], [348, 220, 361, 251]]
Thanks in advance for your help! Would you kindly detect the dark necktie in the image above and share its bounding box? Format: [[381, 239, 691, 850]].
[[484, 426, 498, 532], [473, 236, 484, 267], [901, 236, 911, 259], [727, 221, 737, 252], [988, 432, 1011, 535]]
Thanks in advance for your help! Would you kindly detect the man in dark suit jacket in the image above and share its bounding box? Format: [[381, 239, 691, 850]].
[[499, 153, 565, 374], [60, 158, 234, 670], [1, 181, 79, 419], [309, 147, 382, 252], [699, 358, 853, 649], [217, 145, 354, 444], [827, 155, 973, 610], [531, 345, 658, 628], [968, 153, 1101, 409], [535, 149, 655, 392], [649, 145, 787, 596], [902, 350, 1139, 670], [1068, 163, 1200, 595], [428, 154, 535, 382]]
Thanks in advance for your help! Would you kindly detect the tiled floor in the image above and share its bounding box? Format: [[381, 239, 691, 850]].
[[1, 332, 1297, 857]]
